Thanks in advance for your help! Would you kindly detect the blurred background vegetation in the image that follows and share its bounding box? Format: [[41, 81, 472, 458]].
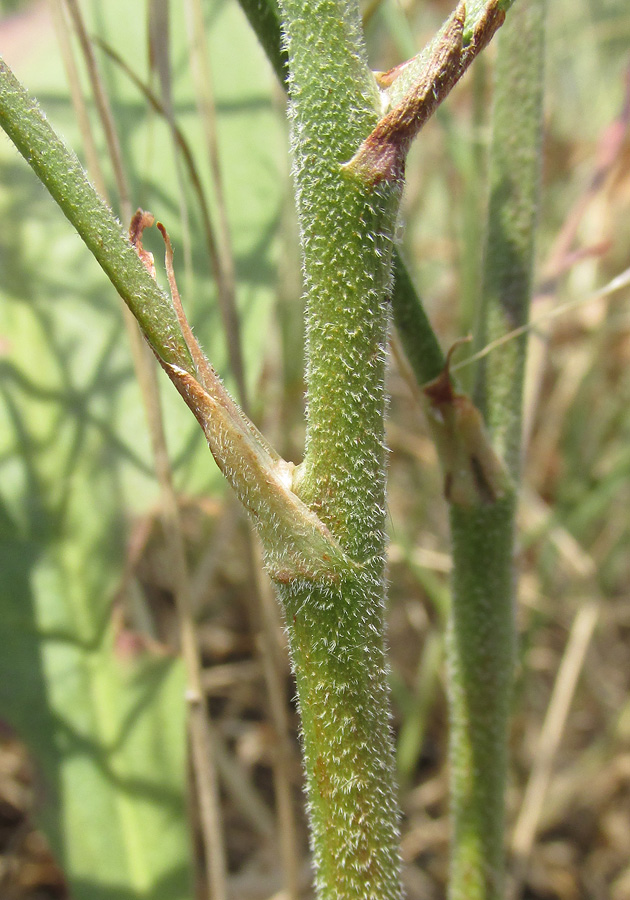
[[0, 0, 629, 898]]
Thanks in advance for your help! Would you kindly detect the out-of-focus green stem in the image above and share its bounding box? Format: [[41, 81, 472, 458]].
[[236, 0, 288, 84], [473, 0, 546, 478], [0, 58, 193, 373], [447, 1, 546, 898], [392, 254, 445, 382], [447, 495, 517, 900]]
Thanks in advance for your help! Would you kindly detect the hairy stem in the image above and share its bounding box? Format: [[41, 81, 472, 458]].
[[276, 2, 404, 897], [0, 58, 193, 373], [447, 1, 546, 897], [235, 0, 446, 388], [447, 496, 516, 900], [473, 0, 546, 477]]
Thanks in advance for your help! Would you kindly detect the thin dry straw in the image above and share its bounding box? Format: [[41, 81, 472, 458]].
[[450, 266, 630, 378]]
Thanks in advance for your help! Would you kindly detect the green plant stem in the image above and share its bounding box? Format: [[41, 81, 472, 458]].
[[236, 0, 288, 84], [0, 57, 193, 374], [447, 496, 516, 899], [391, 253, 445, 382], [235, 0, 446, 387], [276, 2, 405, 897], [473, 0, 546, 478], [447, 2, 545, 898]]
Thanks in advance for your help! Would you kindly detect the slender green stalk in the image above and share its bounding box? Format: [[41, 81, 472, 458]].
[[447, 2, 546, 898], [391, 254, 445, 383], [473, 0, 546, 476], [447, 495, 517, 899], [0, 59, 192, 373], [236, 0, 288, 84]]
